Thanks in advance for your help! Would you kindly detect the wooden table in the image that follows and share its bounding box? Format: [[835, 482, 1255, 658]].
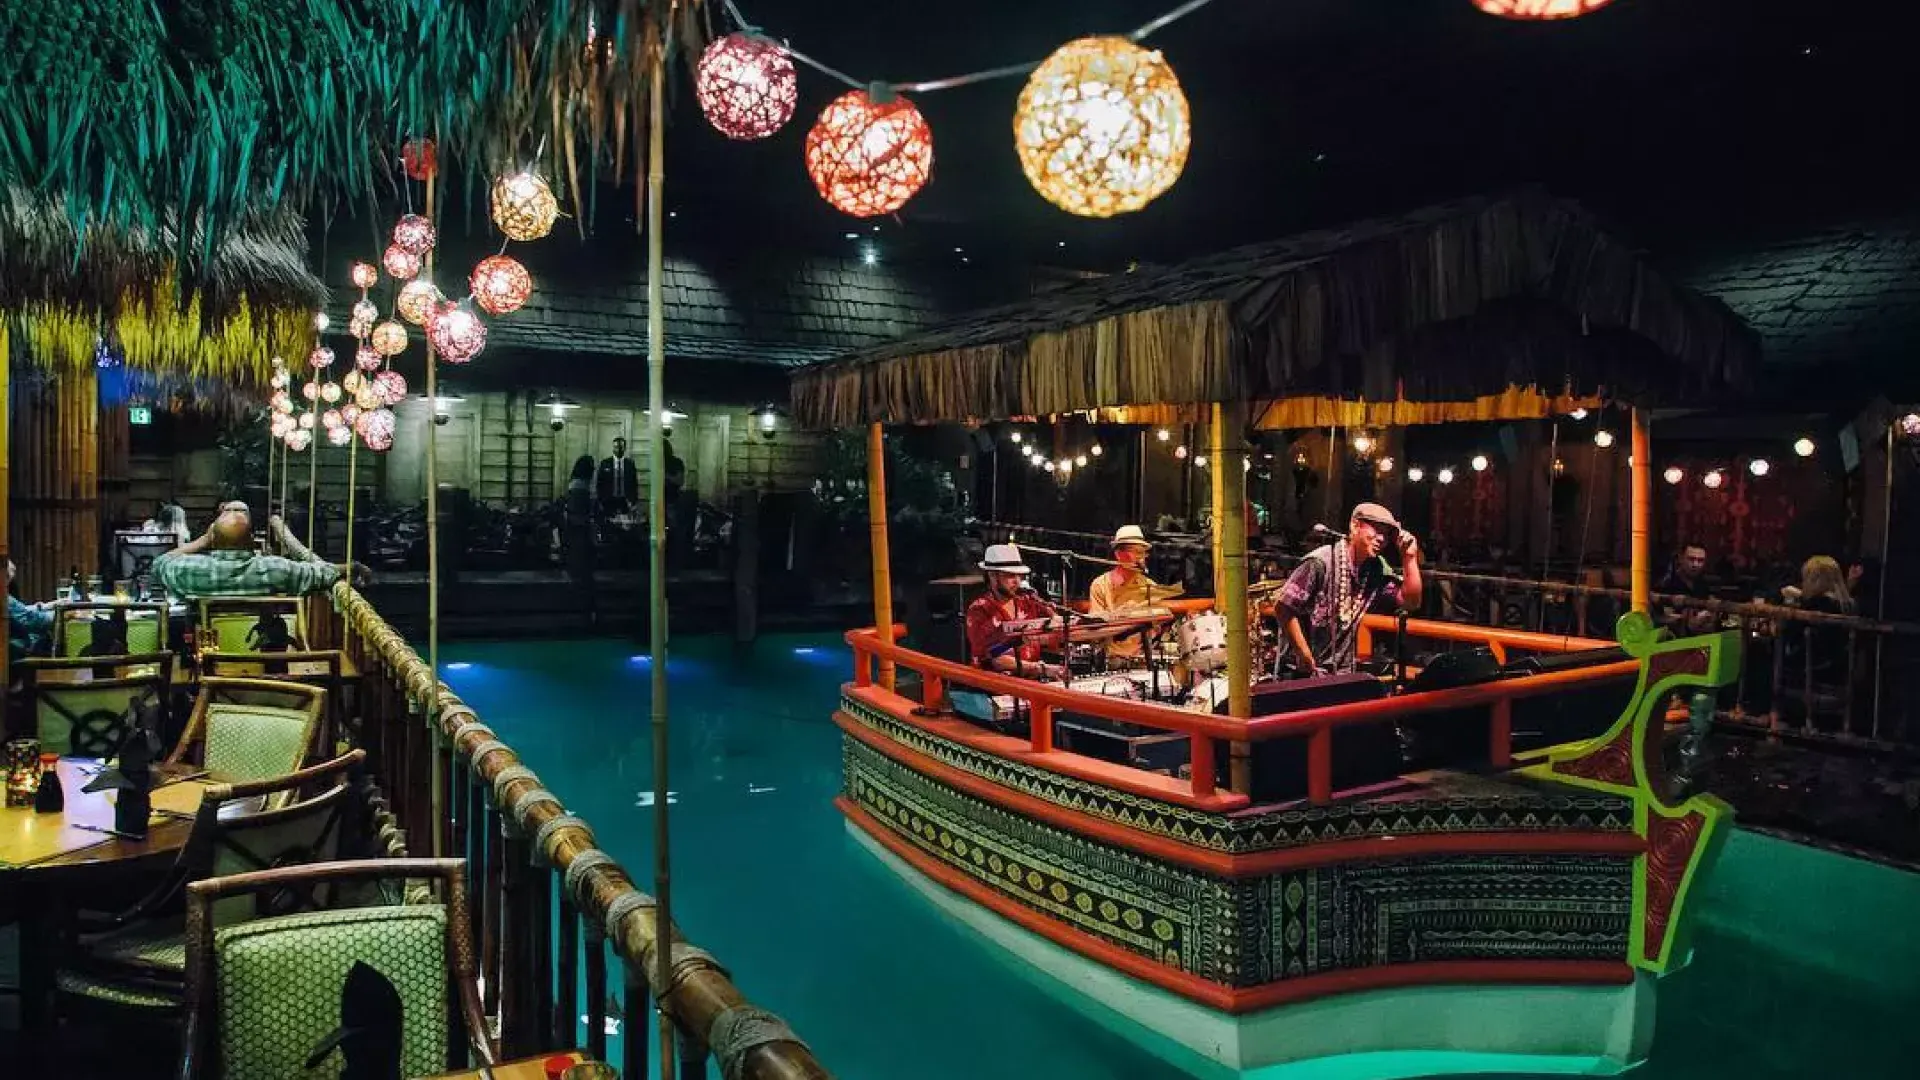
[[1, 760, 209, 1051], [424, 1052, 597, 1079]]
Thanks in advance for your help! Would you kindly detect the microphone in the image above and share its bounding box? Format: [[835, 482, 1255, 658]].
[[1308, 523, 1348, 541]]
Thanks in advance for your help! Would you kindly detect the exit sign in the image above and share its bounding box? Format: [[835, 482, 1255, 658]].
[[129, 406, 153, 426]]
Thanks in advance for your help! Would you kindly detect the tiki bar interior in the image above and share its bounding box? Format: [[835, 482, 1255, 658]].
[[2, 2, 1918, 1078]]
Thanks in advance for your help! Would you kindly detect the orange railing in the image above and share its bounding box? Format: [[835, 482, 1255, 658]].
[[846, 614, 1633, 806]]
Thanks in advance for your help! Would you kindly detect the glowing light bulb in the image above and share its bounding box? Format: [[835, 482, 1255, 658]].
[[1090, 443, 1103, 457], [1437, 467, 1456, 485], [1194, 455, 1208, 468], [1174, 445, 1188, 459], [1570, 408, 1589, 420], [1470, 454, 1489, 472], [1407, 466, 1425, 482], [1075, 454, 1088, 467], [1010, 432, 1023, 444], [1377, 457, 1395, 474], [1351, 433, 1374, 455], [1664, 466, 1685, 485], [1749, 458, 1771, 477], [1593, 429, 1616, 449], [1793, 437, 1816, 458], [1156, 428, 1171, 442], [1702, 469, 1725, 490]]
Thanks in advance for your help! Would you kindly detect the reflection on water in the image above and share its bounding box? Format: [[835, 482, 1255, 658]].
[[445, 634, 1919, 1080]]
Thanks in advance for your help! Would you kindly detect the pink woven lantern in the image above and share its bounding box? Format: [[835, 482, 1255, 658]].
[[322, 408, 344, 430], [393, 213, 437, 255], [371, 320, 408, 356], [327, 423, 354, 447], [383, 244, 421, 280], [355, 344, 381, 372], [308, 345, 335, 370], [696, 33, 798, 141], [427, 303, 488, 364], [341, 403, 362, 428], [397, 279, 443, 326], [350, 262, 379, 289], [804, 89, 934, 218], [354, 386, 380, 412], [1471, 0, 1615, 20], [270, 413, 294, 438], [372, 370, 408, 407], [301, 380, 320, 401], [269, 370, 289, 390], [358, 407, 397, 451], [342, 371, 366, 396], [470, 255, 532, 316], [286, 428, 313, 451], [298, 411, 316, 430], [270, 389, 292, 413], [320, 381, 342, 404]]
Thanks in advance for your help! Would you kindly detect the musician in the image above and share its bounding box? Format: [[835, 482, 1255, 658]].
[[964, 544, 1066, 680], [1087, 525, 1164, 662], [1274, 503, 1423, 677]]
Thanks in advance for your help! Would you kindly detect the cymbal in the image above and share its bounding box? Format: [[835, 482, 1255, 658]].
[[1248, 579, 1286, 596]]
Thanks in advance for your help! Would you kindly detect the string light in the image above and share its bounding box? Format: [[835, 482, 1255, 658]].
[[1377, 457, 1395, 474], [1569, 408, 1589, 420], [1471, 0, 1616, 20], [1749, 458, 1771, 478], [1470, 454, 1489, 472], [1902, 413, 1920, 438], [1793, 436, 1816, 458], [1437, 467, 1456, 485], [1174, 444, 1188, 459], [1074, 454, 1088, 467], [696, 33, 800, 140], [1593, 429, 1616, 449], [804, 89, 934, 218], [1156, 428, 1171, 442], [1407, 466, 1425, 482], [1010, 431, 1023, 444], [1664, 466, 1685, 485], [1350, 432, 1375, 456], [1090, 443, 1103, 457], [1193, 454, 1208, 468], [313, 312, 331, 332], [491, 171, 560, 241], [1013, 36, 1190, 217], [1702, 469, 1725, 490]]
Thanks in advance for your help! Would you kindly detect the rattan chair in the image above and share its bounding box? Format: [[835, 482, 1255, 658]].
[[178, 858, 494, 1079], [164, 678, 326, 803], [195, 597, 307, 654], [199, 650, 354, 755], [54, 750, 372, 1017], [53, 601, 171, 658], [13, 653, 175, 756]]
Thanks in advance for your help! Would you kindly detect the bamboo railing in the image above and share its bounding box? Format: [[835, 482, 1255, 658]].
[[268, 517, 830, 1080]]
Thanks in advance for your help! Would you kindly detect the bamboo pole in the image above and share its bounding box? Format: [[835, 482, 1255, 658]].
[[344, 437, 358, 653], [1, 323, 11, 726], [305, 411, 320, 551], [1212, 404, 1253, 793], [425, 138, 444, 859], [1209, 415, 1226, 601], [1630, 408, 1651, 613], [643, 39, 677, 1080], [866, 422, 895, 691], [267, 414, 278, 520]]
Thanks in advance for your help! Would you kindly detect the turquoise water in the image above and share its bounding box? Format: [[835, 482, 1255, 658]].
[[442, 633, 1920, 1080]]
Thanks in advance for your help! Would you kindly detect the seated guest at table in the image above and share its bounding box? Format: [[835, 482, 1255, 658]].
[[152, 508, 367, 598], [1088, 525, 1169, 663], [965, 544, 1065, 680], [7, 559, 53, 662], [1657, 541, 1716, 635], [1783, 555, 1855, 684], [141, 502, 192, 546], [1274, 503, 1422, 677], [596, 437, 639, 516]]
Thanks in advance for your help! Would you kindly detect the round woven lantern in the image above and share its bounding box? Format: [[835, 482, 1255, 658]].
[[354, 386, 381, 411], [327, 423, 355, 447], [393, 213, 437, 256], [321, 408, 344, 430], [1014, 36, 1191, 218], [309, 345, 335, 370], [1471, 0, 1615, 19], [269, 371, 290, 390], [372, 370, 408, 407], [351, 298, 378, 326], [350, 262, 379, 289], [427, 303, 488, 364], [355, 344, 381, 372], [371, 320, 409, 357], [271, 413, 294, 438], [341, 403, 362, 428], [358, 407, 397, 451], [298, 411, 316, 430], [287, 428, 313, 452], [397, 280, 443, 326], [804, 89, 934, 218], [491, 171, 559, 241], [383, 244, 422, 281], [403, 138, 438, 181], [470, 255, 532, 316], [696, 33, 799, 141], [320, 381, 342, 404], [342, 370, 367, 396], [270, 390, 292, 413], [302, 380, 320, 402]]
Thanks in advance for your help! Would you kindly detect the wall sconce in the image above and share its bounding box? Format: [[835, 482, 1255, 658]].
[[752, 403, 782, 441]]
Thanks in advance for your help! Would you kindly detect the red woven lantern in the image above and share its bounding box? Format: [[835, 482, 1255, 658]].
[[308, 345, 335, 370], [804, 89, 934, 218], [696, 33, 798, 141], [1471, 0, 1614, 18], [402, 138, 438, 181], [371, 370, 408, 407], [470, 255, 532, 316], [358, 407, 397, 451], [393, 213, 436, 256], [341, 403, 363, 428], [427, 303, 488, 364], [350, 262, 378, 289], [383, 244, 421, 280], [354, 344, 381, 372]]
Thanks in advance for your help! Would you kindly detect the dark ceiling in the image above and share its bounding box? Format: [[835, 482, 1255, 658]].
[[641, 0, 1918, 269]]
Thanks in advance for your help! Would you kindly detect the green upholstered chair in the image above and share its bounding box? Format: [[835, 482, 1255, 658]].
[[200, 650, 354, 756], [14, 654, 175, 757], [54, 751, 373, 1017], [54, 602, 169, 657], [196, 597, 308, 655], [178, 858, 493, 1079], [165, 678, 327, 807]]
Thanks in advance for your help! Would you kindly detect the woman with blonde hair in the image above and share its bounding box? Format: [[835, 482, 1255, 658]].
[[1791, 555, 1854, 614], [1785, 555, 1854, 693]]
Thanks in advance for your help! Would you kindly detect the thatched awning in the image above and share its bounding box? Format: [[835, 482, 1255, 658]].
[[790, 191, 1759, 429]]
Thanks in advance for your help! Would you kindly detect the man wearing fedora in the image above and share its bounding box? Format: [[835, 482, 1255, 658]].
[[965, 544, 1066, 680], [1274, 502, 1423, 678], [1088, 524, 1170, 663]]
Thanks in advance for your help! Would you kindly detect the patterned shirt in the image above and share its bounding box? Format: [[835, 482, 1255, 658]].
[[152, 548, 339, 599], [1088, 569, 1167, 659], [964, 592, 1053, 668], [1275, 542, 1401, 673]]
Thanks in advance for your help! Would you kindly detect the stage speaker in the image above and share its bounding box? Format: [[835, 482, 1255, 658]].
[[1407, 647, 1502, 692], [1211, 673, 1394, 803]]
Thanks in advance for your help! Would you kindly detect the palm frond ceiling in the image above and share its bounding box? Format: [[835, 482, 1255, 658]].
[[0, 0, 700, 263]]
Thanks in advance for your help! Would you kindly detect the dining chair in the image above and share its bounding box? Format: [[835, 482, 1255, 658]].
[[54, 750, 372, 1018], [54, 602, 170, 658], [13, 654, 175, 756], [164, 677, 326, 803], [178, 858, 494, 1079], [199, 650, 354, 755], [195, 596, 308, 655]]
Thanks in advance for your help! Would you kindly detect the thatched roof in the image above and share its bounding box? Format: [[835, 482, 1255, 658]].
[[790, 191, 1760, 429]]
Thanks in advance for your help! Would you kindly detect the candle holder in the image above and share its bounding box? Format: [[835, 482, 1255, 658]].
[[5, 738, 41, 807]]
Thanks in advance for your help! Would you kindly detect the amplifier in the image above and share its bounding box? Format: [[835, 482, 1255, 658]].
[[1212, 673, 1397, 804]]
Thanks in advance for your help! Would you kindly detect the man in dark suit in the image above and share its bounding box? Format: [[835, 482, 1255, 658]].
[[596, 437, 639, 516]]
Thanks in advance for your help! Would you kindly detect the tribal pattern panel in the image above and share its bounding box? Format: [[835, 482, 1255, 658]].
[[843, 694, 1634, 856], [845, 737, 1636, 989]]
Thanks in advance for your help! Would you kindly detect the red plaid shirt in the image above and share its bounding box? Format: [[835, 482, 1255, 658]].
[[965, 592, 1052, 668]]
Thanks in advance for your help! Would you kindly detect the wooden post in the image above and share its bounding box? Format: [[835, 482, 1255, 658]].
[[644, 38, 677, 1080], [1, 324, 11, 726], [1212, 403, 1253, 793], [733, 488, 759, 644], [266, 414, 278, 520], [867, 422, 896, 690], [1630, 408, 1652, 613], [343, 437, 358, 653], [305, 415, 320, 551], [1209, 415, 1227, 602], [424, 135, 446, 861]]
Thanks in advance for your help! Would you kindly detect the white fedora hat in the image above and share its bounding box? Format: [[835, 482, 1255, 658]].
[[1111, 524, 1152, 549], [979, 544, 1032, 575]]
